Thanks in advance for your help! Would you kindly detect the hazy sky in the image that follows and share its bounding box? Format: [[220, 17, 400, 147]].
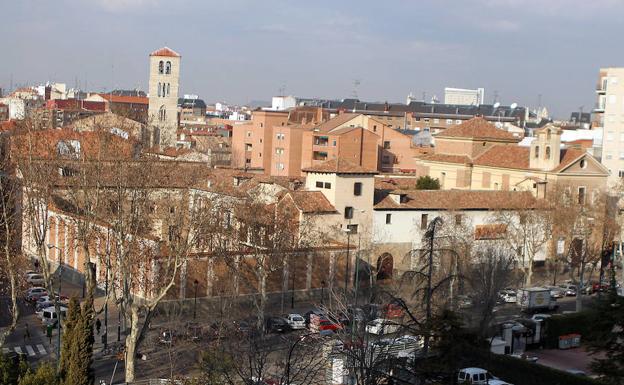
[[2, 0, 624, 118]]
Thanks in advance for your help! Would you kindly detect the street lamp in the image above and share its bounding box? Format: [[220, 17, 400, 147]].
[[193, 279, 199, 319]]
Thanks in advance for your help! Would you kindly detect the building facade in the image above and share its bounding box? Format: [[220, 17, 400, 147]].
[[148, 47, 181, 147], [594, 67, 624, 185], [444, 87, 485, 106]]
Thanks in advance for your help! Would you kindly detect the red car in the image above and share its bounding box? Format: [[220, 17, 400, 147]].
[[318, 318, 342, 332], [383, 303, 404, 319]]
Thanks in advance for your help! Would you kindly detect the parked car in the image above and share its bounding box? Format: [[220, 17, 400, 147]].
[[318, 318, 342, 333], [25, 287, 47, 302], [266, 317, 291, 333], [457, 368, 499, 385], [531, 313, 551, 322], [591, 281, 609, 293], [558, 284, 577, 296], [36, 300, 54, 314], [286, 314, 305, 330], [498, 289, 517, 303], [26, 274, 45, 286], [365, 318, 400, 335], [457, 295, 474, 309], [40, 306, 68, 326], [24, 271, 38, 279], [547, 286, 565, 298]]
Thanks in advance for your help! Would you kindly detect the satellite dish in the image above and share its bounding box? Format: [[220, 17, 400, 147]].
[[493, 102, 500, 109], [510, 103, 518, 109]]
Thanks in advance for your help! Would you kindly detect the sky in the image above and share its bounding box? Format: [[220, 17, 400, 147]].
[[2, 0, 624, 118]]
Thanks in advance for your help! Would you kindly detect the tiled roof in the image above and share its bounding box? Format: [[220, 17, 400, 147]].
[[149, 47, 181, 57], [552, 148, 586, 172], [474, 224, 507, 240], [98, 94, 149, 105], [315, 113, 359, 133], [286, 191, 337, 214], [375, 177, 420, 191], [436, 117, 519, 141], [374, 190, 539, 210], [418, 153, 472, 164], [473, 146, 530, 170], [302, 158, 377, 174]]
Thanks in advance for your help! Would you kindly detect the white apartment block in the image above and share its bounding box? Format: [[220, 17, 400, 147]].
[[444, 87, 485, 106], [594, 67, 624, 186]]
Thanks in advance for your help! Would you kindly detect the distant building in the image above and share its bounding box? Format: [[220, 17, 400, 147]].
[[0, 103, 8, 121], [444, 87, 485, 106], [593, 67, 624, 185], [178, 95, 207, 123], [148, 46, 181, 147]]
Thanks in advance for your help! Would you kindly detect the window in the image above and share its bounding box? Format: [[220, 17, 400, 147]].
[[346, 224, 358, 234], [383, 156, 391, 164], [169, 206, 176, 214], [446, 119, 453, 124], [373, 125, 377, 132], [166, 83, 170, 96], [578, 187, 586, 205], [344, 206, 354, 219], [534, 145, 540, 158], [324, 182, 331, 189], [386, 214, 392, 224], [158, 60, 164, 74], [420, 214, 428, 230], [275, 148, 284, 155], [158, 106, 166, 121], [383, 141, 391, 149], [276, 133, 285, 140], [619, 170, 624, 178], [456, 120, 462, 124], [606, 152, 613, 160], [157, 82, 161, 97], [579, 159, 587, 169], [315, 181, 323, 188], [545, 146, 551, 160], [162, 83, 166, 97], [165, 61, 171, 74], [433, 118, 439, 124], [455, 214, 462, 225], [620, 152, 624, 160], [354, 182, 362, 196], [246, 131, 252, 137], [333, 140, 336, 146], [276, 162, 284, 170]]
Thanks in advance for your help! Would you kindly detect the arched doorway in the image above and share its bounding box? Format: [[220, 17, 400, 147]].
[[376, 253, 394, 281]]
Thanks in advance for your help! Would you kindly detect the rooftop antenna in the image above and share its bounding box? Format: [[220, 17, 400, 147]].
[[278, 84, 286, 97]]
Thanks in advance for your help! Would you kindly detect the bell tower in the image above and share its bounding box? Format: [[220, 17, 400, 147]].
[[148, 47, 181, 148], [529, 124, 561, 171]]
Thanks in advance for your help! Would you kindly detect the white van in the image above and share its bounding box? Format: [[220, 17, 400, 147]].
[[40, 306, 68, 326], [457, 367, 499, 385]]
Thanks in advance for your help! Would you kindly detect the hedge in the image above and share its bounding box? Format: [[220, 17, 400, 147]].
[[543, 311, 595, 349], [458, 350, 602, 385]]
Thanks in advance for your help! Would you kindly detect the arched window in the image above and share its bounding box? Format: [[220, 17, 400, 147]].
[[159, 106, 166, 122], [545, 146, 551, 160], [165, 61, 171, 74], [166, 83, 170, 96], [158, 61, 164, 74], [157, 82, 161, 97], [546, 129, 551, 140], [534, 145, 540, 158], [162, 83, 166, 97]]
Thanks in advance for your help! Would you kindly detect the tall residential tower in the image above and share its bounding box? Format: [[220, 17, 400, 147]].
[[148, 47, 181, 147], [593, 67, 624, 185]]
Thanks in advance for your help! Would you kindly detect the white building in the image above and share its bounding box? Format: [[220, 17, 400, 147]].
[[271, 95, 297, 111], [444, 87, 485, 106], [594, 67, 624, 185]]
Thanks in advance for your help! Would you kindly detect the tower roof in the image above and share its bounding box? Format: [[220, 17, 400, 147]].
[[150, 47, 181, 58]]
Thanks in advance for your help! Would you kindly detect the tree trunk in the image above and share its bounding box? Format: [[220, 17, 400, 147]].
[[525, 264, 533, 287], [124, 306, 140, 382], [257, 271, 267, 333], [576, 261, 585, 312]]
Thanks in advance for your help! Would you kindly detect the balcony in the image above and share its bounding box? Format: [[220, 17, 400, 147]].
[[314, 136, 329, 146], [593, 102, 605, 113], [312, 151, 328, 161]]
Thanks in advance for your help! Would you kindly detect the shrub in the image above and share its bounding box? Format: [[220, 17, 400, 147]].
[[416, 176, 440, 190]]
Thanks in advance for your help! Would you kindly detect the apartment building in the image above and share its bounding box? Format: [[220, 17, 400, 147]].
[[593, 67, 624, 185], [444, 87, 485, 106], [232, 110, 418, 176]]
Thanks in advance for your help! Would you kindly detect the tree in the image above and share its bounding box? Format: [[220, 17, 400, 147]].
[[415, 176, 440, 190], [62, 298, 94, 385], [587, 295, 624, 385], [0, 352, 29, 385], [59, 297, 81, 379], [491, 197, 550, 286], [18, 363, 59, 385]]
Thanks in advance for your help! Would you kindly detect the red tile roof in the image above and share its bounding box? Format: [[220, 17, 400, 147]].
[[552, 148, 586, 172], [436, 117, 519, 142], [98, 94, 149, 105], [286, 191, 337, 214], [150, 47, 181, 57], [374, 190, 539, 210], [418, 153, 472, 164], [302, 158, 378, 174], [473, 146, 530, 170]]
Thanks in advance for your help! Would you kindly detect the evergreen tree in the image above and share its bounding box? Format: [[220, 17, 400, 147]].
[[59, 297, 81, 380], [587, 294, 624, 385], [18, 363, 58, 385], [416, 176, 440, 190], [64, 300, 94, 385], [0, 352, 29, 385]]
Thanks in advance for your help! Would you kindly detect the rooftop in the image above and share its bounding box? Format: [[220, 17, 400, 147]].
[[302, 158, 378, 174], [374, 190, 539, 210], [150, 46, 181, 58], [285, 191, 337, 214], [435, 117, 520, 142]]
